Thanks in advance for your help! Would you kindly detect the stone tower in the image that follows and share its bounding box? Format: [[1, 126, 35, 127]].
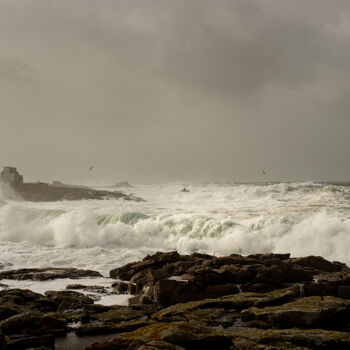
[[0, 167, 23, 188]]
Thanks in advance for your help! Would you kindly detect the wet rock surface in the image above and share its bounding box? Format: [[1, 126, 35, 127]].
[[241, 296, 350, 330], [110, 251, 349, 307], [232, 328, 350, 349], [0, 252, 349, 349]]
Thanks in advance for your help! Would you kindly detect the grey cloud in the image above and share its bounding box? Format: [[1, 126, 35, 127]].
[[0, 0, 350, 182], [0, 57, 37, 82]]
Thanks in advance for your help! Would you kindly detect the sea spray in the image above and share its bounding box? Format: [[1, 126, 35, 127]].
[[0, 181, 349, 274]]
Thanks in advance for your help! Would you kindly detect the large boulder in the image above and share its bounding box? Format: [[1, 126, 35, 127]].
[[0, 289, 58, 314], [292, 256, 344, 273], [84, 321, 233, 350], [91, 305, 159, 324], [5, 334, 54, 350], [233, 328, 350, 350], [303, 281, 338, 297], [110, 252, 182, 280], [0, 312, 67, 337], [45, 291, 94, 312], [241, 296, 350, 330], [153, 285, 299, 322], [314, 270, 350, 285]]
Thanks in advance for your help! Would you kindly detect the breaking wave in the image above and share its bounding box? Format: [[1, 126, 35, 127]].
[[0, 181, 350, 273], [0, 204, 349, 267]]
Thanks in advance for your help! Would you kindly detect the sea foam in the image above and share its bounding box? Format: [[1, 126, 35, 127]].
[[0, 181, 349, 274]]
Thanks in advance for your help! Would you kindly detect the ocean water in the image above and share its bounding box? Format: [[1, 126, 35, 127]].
[[0, 181, 350, 277]]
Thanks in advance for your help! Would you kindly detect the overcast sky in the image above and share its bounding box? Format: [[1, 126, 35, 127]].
[[1, 0, 350, 183]]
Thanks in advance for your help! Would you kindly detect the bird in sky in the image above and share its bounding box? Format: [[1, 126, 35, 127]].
[[262, 170, 266, 175], [88, 165, 94, 171]]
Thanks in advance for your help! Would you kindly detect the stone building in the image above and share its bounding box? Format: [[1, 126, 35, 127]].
[[0, 167, 23, 188]]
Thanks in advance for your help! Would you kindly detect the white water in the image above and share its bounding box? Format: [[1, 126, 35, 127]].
[[0, 277, 131, 306], [0, 181, 350, 276]]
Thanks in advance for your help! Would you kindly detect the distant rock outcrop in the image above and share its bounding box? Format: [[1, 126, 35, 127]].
[[0, 167, 143, 202], [16, 184, 144, 202], [114, 181, 133, 188], [0, 267, 102, 281]]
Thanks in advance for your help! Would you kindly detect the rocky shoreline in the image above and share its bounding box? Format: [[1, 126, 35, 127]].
[[14, 183, 144, 202], [0, 252, 349, 349]]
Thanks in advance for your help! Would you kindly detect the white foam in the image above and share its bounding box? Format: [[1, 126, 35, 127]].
[[0, 182, 349, 276], [0, 277, 133, 306], [97, 294, 131, 306]]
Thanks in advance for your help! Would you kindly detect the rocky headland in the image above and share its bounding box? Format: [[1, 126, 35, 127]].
[[0, 167, 143, 202], [0, 252, 349, 349], [1, 182, 144, 202]]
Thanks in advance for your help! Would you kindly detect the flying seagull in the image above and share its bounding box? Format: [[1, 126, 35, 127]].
[[88, 165, 94, 171]]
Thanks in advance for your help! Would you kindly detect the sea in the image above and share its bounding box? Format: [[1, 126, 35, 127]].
[[0, 181, 349, 301]]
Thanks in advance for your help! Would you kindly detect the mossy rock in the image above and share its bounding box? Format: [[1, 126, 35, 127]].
[[153, 285, 299, 321], [85, 321, 232, 349], [233, 328, 350, 349], [241, 296, 350, 330]]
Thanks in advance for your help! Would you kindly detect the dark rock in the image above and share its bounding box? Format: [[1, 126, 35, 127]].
[[136, 341, 185, 350], [1, 312, 67, 337], [76, 319, 155, 336], [151, 279, 205, 307], [66, 284, 87, 290], [247, 253, 291, 261], [16, 182, 144, 202], [110, 252, 181, 280], [128, 283, 137, 295], [0, 305, 19, 321], [204, 283, 239, 298], [0, 289, 58, 313], [91, 305, 157, 324], [84, 285, 108, 294], [314, 270, 350, 285], [45, 290, 86, 298], [304, 281, 337, 297], [84, 321, 233, 350], [241, 296, 350, 330], [46, 292, 94, 312], [292, 256, 343, 273], [153, 285, 299, 321], [5, 334, 54, 350], [235, 267, 257, 284], [62, 304, 111, 324], [254, 264, 286, 284], [110, 251, 332, 306], [233, 328, 350, 350], [0, 331, 4, 350], [0, 267, 102, 281], [66, 284, 108, 294], [131, 269, 168, 290], [112, 282, 129, 294], [243, 283, 283, 293], [129, 295, 157, 306], [338, 286, 350, 299], [284, 265, 314, 283]]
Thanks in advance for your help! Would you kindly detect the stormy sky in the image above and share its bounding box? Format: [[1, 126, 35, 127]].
[[1, 0, 350, 183]]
